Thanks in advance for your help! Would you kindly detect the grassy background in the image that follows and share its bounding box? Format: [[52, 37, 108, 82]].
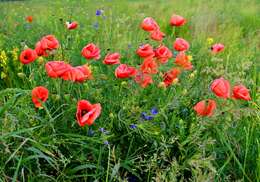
[[0, 0, 259, 181]]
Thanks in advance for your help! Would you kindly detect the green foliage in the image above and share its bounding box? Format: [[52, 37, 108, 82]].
[[0, 0, 259, 181]]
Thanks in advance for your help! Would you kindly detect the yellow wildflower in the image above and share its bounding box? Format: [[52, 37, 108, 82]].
[[11, 48, 19, 61], [207, 37, 214, 45], [0, 50, 7, 67]]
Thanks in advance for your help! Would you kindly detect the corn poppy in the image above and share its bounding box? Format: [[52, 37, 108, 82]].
[[140, 57, 158, 74], [26, 16, 33, 23], [175, 51, 193, 70], [154, 45, 172, 64], [193, 99, 216, 117], [173, 38, 190, 51], [31, 86, 49, 108], [170, 14, 186, 26], [136, 44, 154, 58], [81, 43, 100, 60], [211, 43, 224, 54], [103, 53, 120, 65], [163, 68, 181, 87], [232, 85, 251, 101], [19, 48, 38, 64], [141, 17, 159, 32], [150, 30, 165, 41], [45, 61, 72, 78], [210, 77, 230, 99], [61, 65, 92, 82], [115, 64, 137, 78], [35, 35, 59, 56], [76, 100, 101, 127], [66, 21, 78, 30], [134, 72, 153, 88]]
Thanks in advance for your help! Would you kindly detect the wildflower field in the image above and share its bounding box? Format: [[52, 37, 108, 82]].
[[0, 0, 259, 181]]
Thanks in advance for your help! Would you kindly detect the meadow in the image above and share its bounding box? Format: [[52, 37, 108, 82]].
[[0, 0, 259, 181]]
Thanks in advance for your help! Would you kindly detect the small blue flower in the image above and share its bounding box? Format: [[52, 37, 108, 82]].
[[130, 124, 137, 129], [96, 9, 102, 16], [151, 107, 158, 115], [104, 140, 109, 145], [141, 112, 154, 120]]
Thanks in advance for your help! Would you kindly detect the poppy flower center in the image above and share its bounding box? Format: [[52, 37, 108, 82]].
[[81, 110, 88, 117]]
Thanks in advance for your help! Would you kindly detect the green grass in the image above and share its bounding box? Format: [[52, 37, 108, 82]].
[[0, 0, 259, 181]]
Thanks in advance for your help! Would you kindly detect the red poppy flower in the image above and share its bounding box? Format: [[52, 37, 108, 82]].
[[103, 53, 120, 65], [232, 85, 251, 101], [170, 14, 186, 26], [26, 16, 33, 23], [19, 48, 38, 64], [211, 43, 224, 54], [210, 77, 230, 99], [140, 57, 158, 74], [136, 44, 154, 58], [154, 45, 172, 64], [76, 100, 101, 127], [61, 65, 92, 82], [141, 17, 159, 32], [193, 99, 216, 117], [45, 61, 72, 78], [175, 51, 193, 70], [81, 43, 100, 60], [150, 30, 165, 41], [31, 86, 49, 108], [115, 64, 137, 78], [134, 72, 153, 88], [163, 68, 181, 87], [35, 42, 48, 57], [173, 38, 190, 51], [35, 35, 59, 56], [66, 21, 78, 30]]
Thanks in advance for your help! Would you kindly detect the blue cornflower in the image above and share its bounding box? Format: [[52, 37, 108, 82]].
[[151, 107, 158, 115], [104, 140, 109, 145], [96, 9, 102, 16], [127, 44, 132, 49], [130, 124, 137, 129], [141, 112, 154, 120], [93, 22, 99, 30]]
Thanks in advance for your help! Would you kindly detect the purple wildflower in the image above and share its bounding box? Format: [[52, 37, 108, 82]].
[[130, 124, 137, 129], [141, 112, 154, 120], [96, 10, 102, 16], [151, 107, 158, 115], [104, 140, 109, 145]]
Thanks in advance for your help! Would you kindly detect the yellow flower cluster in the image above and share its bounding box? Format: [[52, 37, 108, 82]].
[[0, 50, 8, 79], [11, 48, 19, 61]]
